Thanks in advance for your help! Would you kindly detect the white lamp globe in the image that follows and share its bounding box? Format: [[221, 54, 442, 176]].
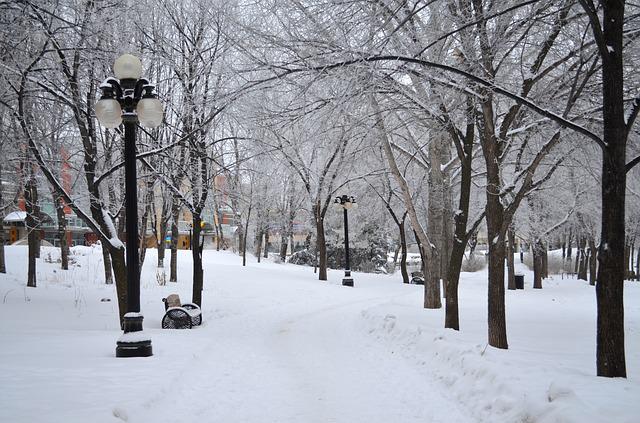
[[95, 99, 122, 128], [137, 98, 164, 128], [114, 54, 143, 80]]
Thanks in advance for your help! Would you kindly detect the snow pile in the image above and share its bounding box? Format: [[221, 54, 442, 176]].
[[359, 296, 639, 423]]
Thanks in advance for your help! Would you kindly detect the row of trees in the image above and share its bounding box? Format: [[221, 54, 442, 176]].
[[0, 0, 638, 378]]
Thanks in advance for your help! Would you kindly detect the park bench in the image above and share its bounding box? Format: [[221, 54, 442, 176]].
[[161, 294, 202, 329], [410, 271, 425, 285]]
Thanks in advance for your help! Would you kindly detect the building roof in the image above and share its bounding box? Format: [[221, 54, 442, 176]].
[[3, 211, 27, 223], [3, 210, 55, 225]]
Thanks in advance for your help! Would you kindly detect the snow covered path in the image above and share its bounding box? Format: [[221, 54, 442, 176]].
[[130, 267, 473, 423]]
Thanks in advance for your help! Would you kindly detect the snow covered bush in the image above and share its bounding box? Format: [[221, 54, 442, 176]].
[[288, 249, 316, 266], [461, 254, 486, 272]]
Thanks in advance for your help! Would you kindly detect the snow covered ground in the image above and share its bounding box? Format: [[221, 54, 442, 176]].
[[0, 245, 638, 423]]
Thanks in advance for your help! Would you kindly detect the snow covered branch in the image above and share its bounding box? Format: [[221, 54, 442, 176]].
[[272, 55, 606, 149]]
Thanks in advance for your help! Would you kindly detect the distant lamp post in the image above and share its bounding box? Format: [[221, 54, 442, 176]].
[[96, 53, 164, 358], [334, 195, 357, 286]]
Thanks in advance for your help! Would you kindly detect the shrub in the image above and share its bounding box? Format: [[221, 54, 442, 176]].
[[461, 254, 486, 272]]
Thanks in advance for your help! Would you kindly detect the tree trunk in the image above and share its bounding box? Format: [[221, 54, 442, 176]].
[[25, 177, 37, 288], [0, 164, 5, 273], [542, 243, 548, 279], [575, 236, 581, 275], [507, 228, 516, 290], [426, 133, 444, 308], [53, 192, 69, 270], [533, 241, 543, 289], [170, 200, 180, 282], [623, 239, 630, 277], [191, 213, 204, 306], [628, 243, 636, 280], [138, 181, 153, 274], [263, 229, 269, 258], [636, 246, 640, 282], [101, 243, 113, 284], [242, 203, 251, 267], [481, 96, 509, 349], [255, 230, 262, 263], [594, 0, 626, 377], [237, 218, 245, 255], [212, 194, 224, 251], [106, 244, 128, 327], [279, 231, 288, 261], [588, 236, 597, 286], [316, 219, 327, 281], [579, 237, 588, 280], [157, 222, 167, 268], [399, 218, 409, 284], [0, 222, 5, 273], [315, 205, 328, 281], [444, 105, 474, 329]]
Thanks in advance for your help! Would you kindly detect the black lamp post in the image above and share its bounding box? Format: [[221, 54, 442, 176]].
[[96, 54, 163, 358], [334, 195, 357, 286]]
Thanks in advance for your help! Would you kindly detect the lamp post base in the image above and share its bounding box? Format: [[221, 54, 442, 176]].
[[116, 314, 152, 357], [342, 270, 354, 287], [116, 340, 153, 357]]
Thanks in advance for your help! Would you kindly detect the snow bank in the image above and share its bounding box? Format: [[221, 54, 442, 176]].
[[359, 301, 639, 423]]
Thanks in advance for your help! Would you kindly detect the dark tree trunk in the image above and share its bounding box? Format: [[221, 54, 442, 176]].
[[53, 193, 69, 270], [138, 181, 153, 275], [237, 220, 245, 255], [533, 241, 543, 289], [255, 229, 262, 263], [481, 103, 509, 349], [594, 0, 626, 377], [507, 228, 516, 290], [636, 246, 640, 282], [0, 222, 5, 273], [630, 242, 635, 278], [102, 243, 113, 284], [575, 236, 582, 275], [107, 245, 127, 327], [588, 237, 597, 286], [212, 195, 224, 251], [623, 240, 631, 276], [0, 164, 5, 274], [424, 257, 441, 308], [25, 177, 38, 288], [399, 217, 409, 284], [191, 213, 204, 307], [280, 232, 288, 261], [157, 222, 167, 268], [315, 204, 328, 281], [445, 110, 474, 330], [170, 201, 180, 282], [579, 237, 588, 281], [541, 244, 548, 279], [242, 203, 251, 267]]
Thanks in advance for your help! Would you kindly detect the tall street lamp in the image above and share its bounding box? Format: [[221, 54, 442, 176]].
[[96, 54, 164, 358], [334, 195, 357, 287]]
